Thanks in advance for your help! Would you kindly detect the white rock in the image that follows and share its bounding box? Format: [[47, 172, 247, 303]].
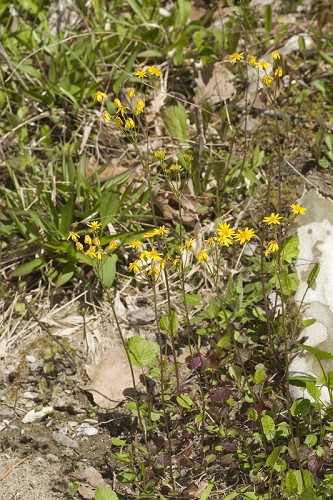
[[22, 406, 54, 423]]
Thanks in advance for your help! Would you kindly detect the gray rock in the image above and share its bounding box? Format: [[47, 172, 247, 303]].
[[34, 436, 49, 443], [23, 391, 40, 400], [46, 453, 60, 462], [76, 423, 98, 436], [26, 355, 36, 363], [52, 431, 79, 449]]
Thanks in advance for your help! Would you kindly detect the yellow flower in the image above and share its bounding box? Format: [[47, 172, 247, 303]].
[[262, 213, 283, 225], [262, 75, 274, 86], [147, 66, 162, 77], [84, 235, 92, 245], [85, 246, 97, 258], [135, 99, 145, 115], [140, 250, 151, 261], [180, 238, 195, 252], [125, 118, 135, 129], [164, 168, 171, 175], [87, 220, 102, 231], [275, 66, 283, 77], [92, 237, 100, 246], [154, 149, 166, 160], [114, 99, 130, 116], [169, 163, 181, 173], [259, 61, 271, 71], [114, 98, 122, 108], [248, 55, 257, 67], [290, 204, 306, 215], [205, 237, 216, 248], [198, 249, 208, 262], [183, 153, 194, 162], [149, 248, 163, 262], [127, 88, 136, 99], [67, 231, 79, 241], [149, 265, 160, 276], [173, 258, 181, 267], [130, 240, 142, 250], [234, 227, 255, 245], [217, 235, 234, 247], [108, 240, 118, 251], [93, 91, 108, 103], [156, 225, 168, 236], [272, 50, 281, 60], [96, 248, 104, 260], [265, 240, 279, 257], [129, 260, 142, 273], [76, 241, 83, 251], [229, 52, 244, 63], [114, 116, 123, 127], [144, 228, 159, 238], [134, 69, 147, 79], [102, 111, 111, 121], [217, 222, 235, 238]]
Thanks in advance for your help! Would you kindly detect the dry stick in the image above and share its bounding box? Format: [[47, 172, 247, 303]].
[[1, 454, 33, 481], [23, 299, 76, 368]]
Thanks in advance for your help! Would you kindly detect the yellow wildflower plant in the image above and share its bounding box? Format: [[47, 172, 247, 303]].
[[102, 111, 111, 121], [183, 153, 194, 162], [272, 50, 281, 60], [262, 213, 283, 225], [67, 231, 79, 241], [134, 69, 147, 79], [264, 240, 279, 257], [147, 66, 163, 77], [127, 88, 136, 99], [114, 116, 123, 127], [92, 237, 100, 246], [87, 220, 102, 231], [93, 90, 108, 103], [86, 246, 97, 259], [84, 234, 92, 245], [169, 163, 181, 173], [229, 52, 244, 63], [205, 237, 216, 248], [156, 225, 168, 236], [125, 118, 135, 129], [144, 229, 158, 238], [197, 249, 208, 262], [216, 222, 235, 246], [259, 61, 271, 71], [173, 258, 181, 267], [262, 75, 274, 86], [154, 149, 166, 160], [234, 227, 255, 245], [149, 265, 160, 276], [135, 99, 145, 115], [130, 240, 142, 250], [248, 55, 257, 67], [129, 260, 142, 273], [180, 238, 195, 252], [140, 250, 151, 261], [290, 204, 307, 215], [76, 241, 83, 251], [148, 248, 163, 262], [114, 100, 130, 116], [108, 240, 118, 251], [96, 248, 104, 260], [275, 66, 283, 77]]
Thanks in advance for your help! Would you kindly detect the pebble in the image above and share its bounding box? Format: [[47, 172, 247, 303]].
[[34, 436, 49, 443], [68, 421, 78, 427], [46, 453, 59, 463], [22, 406, 54, 424], [52, 431, 79, 449], [26, 355, 36, 363], [23, 391, 40, 399], [76, 423, 98, 436], [32, 456, 47, 466]]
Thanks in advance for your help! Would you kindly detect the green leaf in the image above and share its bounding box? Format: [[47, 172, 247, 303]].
[[162, 102, 187, 142], [254, 368, 265, 385], [305, 434, 317, 447], [266, 446, 281, 468], [182, 293, 202, 306], [200, 477, 215, 500], [291, 398, 311, 417], [306, 381, 321, 401], [307, 263, 320, 288], [301, 344, 333, 361], [100, 190, 120, 229], [176, 394, 193, 409], [281, 235, 299, 264], [319, 50, 333, 67], [59, 195, 74, 238], [95, 254, 117, 288], [302, 318, 316, 328], [94, 487, 119, 500], [285, 470, 298, 494], [294, 470, 314, 495], [126, 337, 159, 367], [261, 415, 276, 441], [112, 438, 126, 446], [10, 258, 45, 277], [159, 311, 179, 335], [264, 4, 272, 32], [55, 264, 75, 287]]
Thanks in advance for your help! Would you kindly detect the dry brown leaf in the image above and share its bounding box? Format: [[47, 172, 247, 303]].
[[72, 465, 107, 499], [195, 63, 236, 105], [153, 185, 199, 227], [85, 346, 142, 410]]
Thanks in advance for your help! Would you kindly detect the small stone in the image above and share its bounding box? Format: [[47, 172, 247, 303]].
[[46, 453, 59, 463], [52, 431, 79, 449], [32, 456, 47, 466], [22, 406, 54, 424], [26, 355, 36, 363], [23, 391, 40, 400], [76, 423, 98, 436], [68, 421, 78, 427], [34, 436, 49, 443]]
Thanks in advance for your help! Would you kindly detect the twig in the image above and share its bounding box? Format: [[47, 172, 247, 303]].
[[1, 454, 33, 480]]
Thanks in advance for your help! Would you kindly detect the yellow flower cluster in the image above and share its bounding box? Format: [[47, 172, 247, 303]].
[[229, 50, 284, 87], [93, 91, 146, 131], [128, 225, 169, 279], [133, 66, 163, 79], [67, 220, 118, 261]]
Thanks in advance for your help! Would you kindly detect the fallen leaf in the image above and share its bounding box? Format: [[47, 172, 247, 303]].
[[153, 185, 199, 227], [195, 63, 235, 105], [72, 465, 108, 499], [85, 346, 142, 410]]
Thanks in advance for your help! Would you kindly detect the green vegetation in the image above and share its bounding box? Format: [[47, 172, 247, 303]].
[[1, 0, 333, 498]]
